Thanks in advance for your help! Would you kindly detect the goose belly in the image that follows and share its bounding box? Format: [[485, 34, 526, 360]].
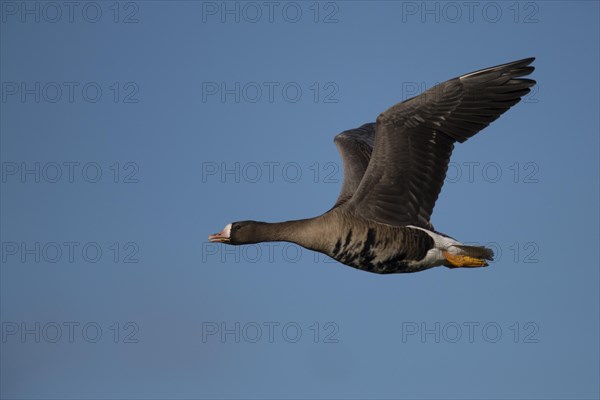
[[329, 226, 442, 274]]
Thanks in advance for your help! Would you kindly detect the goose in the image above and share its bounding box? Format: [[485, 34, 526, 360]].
[[209, 58, 536, 274]]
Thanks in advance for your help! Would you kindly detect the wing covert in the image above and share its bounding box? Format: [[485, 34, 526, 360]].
[[332, 123, 375, 208]]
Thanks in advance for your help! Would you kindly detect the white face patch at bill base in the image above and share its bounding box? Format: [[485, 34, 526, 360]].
[[222, 223, 232, 238], [208, 223, 233, 243]]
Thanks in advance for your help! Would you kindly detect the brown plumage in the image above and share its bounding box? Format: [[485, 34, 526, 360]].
[[209, 58, 536, 274]]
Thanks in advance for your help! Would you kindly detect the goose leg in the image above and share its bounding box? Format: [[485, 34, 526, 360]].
[[443, 251, 488, 268]]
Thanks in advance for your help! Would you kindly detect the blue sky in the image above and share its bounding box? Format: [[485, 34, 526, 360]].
[[1, 1, 599, 399]]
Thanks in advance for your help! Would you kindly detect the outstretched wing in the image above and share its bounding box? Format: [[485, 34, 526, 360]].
[[342, 58, 536, 229], [332, 123, 375, 207]]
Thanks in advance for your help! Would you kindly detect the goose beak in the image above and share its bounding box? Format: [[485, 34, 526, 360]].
[[208, 224, 232, 243], [208, 231, 230, 243]]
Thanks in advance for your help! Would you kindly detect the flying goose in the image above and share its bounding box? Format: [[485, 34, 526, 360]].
[[209, 58, 536, 274]]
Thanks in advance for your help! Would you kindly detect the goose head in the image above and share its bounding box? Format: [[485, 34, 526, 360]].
[[208, 221, 260, 245]]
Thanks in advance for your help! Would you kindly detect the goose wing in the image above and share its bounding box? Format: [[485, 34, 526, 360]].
[[341, 58, 536, 229], [332, 123, 376, 207]]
